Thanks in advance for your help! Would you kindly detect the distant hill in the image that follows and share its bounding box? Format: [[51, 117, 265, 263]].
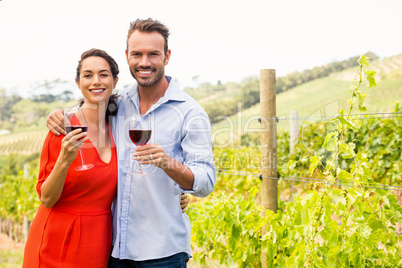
[[211, 54, 402, 145], [186, 52, 383, 122]]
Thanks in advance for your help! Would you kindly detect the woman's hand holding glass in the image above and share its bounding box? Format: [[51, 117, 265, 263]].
[[64, 107, 94, 171], [61, 128, 89, 165]]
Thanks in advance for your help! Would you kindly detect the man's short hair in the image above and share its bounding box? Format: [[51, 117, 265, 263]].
[[127, 18, 170, 54]]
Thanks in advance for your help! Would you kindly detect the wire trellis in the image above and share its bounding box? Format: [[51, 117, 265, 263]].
[[210, 111, 402, 126], [216, 168, 402, 192]]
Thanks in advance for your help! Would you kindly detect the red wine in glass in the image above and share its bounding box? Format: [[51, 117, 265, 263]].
[[129, 114, 151, 175], [66, 126, 88, 133], [64, 107, 94, 171], [129, 130, 152, 146]]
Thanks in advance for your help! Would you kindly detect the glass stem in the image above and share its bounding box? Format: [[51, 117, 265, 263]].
[[79, 149, 86, 167], [137, 156, 142, 173]]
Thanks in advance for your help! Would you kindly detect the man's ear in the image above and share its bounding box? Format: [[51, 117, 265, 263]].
[[164, 49, 171, 66]]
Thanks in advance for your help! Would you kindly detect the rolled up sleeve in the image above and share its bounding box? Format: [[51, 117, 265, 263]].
[[180, 110, 216, 197]]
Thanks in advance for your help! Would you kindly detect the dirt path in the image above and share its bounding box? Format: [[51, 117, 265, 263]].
[[0, 233, 24, 268], [0, 233, 24, 250]]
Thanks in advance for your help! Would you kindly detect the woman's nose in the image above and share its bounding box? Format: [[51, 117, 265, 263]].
[[92, 75, 100, 84]]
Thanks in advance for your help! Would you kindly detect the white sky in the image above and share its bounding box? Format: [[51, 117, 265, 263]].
[[0, 0, 401, 98]]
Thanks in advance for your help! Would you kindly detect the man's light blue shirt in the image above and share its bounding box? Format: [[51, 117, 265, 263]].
[[110, 76, 216, 261]]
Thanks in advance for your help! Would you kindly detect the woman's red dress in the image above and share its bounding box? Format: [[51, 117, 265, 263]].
[[23, 129, 117, 268]]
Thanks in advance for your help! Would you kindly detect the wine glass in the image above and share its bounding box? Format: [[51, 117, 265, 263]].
[[64, 106, 94, 171], [128, 113, 152, 175]]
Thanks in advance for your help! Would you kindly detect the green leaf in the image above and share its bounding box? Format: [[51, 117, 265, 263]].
[[359, 224, 371, 239], [309, 155, 322, 175], [328, 245, 340, 258], [266, 241, 277, 263], [320, 225, 332, 240], [364, 70, 377, 87], [323, 132, 338, 152], [367, 215, 386, 231], [248, 186, 259, 200], [287, 160, 297, 170], [358, 92, 368, 112], [327, 188, 346, 205], [340, 143, 356, 159], [333, 114, 356, 130], [358, 54, 370, 67], [393, 101, 400, 112], [337, 169, 354, 183]]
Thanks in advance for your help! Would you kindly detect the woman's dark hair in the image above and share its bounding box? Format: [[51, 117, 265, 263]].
[[76, 48, 119, 121]]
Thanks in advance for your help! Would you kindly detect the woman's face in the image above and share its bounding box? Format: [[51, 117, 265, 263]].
[[76, 56, 118, 106]]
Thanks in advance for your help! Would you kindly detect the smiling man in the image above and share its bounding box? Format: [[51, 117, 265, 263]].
[[108, 18, 216, 267]]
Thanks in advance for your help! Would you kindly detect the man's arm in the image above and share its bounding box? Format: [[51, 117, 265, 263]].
[[46, 109, 66, 136], [179, 110, 216, 197]]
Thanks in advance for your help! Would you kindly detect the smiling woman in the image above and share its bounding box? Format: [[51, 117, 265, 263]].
[[22, 48, 120, 268]]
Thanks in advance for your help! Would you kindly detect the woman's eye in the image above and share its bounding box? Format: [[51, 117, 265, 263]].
[[83, 74, 91, 78]]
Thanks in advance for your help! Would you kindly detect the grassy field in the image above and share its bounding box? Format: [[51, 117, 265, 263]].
[[0, 129, 47, 156]]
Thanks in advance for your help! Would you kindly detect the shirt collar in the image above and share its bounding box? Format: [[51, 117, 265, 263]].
[[125, 76, 187, 103], [124, 76, 187, 115]]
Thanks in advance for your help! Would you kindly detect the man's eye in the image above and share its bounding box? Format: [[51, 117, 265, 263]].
[[84, 74, 91, 78], [101, 73, 109, 77]]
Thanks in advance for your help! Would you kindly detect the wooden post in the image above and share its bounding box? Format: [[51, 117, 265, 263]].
[[24, 164, 29, 178], [260, 69, 277, 267], [289, 111, 299, 201], [23, 216, 29, 242]]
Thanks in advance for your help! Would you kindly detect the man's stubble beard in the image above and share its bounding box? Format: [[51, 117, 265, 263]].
[[130, 61, 166, 88]]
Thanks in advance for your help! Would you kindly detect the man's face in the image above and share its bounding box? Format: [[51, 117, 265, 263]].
[[126, 30, 171, 87]]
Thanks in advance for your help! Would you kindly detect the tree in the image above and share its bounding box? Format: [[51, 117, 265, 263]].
[[58, 90, 74, 102], [0, 89, 22, 123], [240, 78, 259, 109]]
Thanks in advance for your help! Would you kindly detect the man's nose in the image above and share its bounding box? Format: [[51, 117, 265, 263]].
[[139, 55, 151, 67]]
